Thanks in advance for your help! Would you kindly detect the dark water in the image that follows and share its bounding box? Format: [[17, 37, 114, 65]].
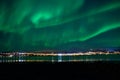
[[0, 54, 120, 62]]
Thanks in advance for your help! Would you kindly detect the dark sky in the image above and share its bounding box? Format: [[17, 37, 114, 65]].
[[0, 0, 120, 52]]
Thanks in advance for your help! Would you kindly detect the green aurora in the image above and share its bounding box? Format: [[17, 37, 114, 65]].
[[0, 0, 120, 52]]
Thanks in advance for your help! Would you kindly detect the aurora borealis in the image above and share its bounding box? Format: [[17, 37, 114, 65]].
[[0, 0, 120, 52]]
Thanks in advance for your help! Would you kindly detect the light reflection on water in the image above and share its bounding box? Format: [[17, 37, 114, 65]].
[[0, 54, 120, 62]]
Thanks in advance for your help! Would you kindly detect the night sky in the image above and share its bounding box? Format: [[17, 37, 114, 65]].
[[0, 0, 120, 52]]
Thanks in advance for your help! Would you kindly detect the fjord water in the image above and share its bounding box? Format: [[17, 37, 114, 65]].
[[1, 54, 120, 62]]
